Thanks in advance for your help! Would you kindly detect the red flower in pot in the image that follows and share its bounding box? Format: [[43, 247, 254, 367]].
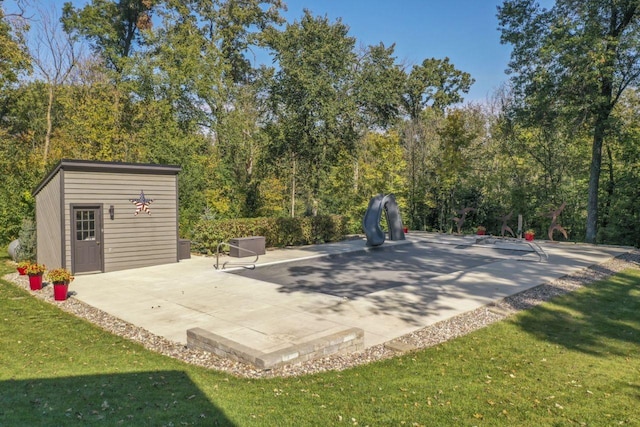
[[16, 261, 30, 275], [47, 268, 74, 301], [25, 263, 46, 290]]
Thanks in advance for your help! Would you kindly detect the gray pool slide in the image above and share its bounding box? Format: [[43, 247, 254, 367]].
[[362, 194, 406, 246], [384, 194, 405, 241]]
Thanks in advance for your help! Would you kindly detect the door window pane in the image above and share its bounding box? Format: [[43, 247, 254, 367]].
[[76, 209, 97, 240]]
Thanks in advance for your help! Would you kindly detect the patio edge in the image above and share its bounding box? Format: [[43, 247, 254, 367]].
[[187, 327, 364, 370]]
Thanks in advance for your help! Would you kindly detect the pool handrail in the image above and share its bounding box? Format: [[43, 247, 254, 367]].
[[214, 241, 259, 270]]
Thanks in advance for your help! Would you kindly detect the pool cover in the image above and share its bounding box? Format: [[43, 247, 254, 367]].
[[229, 241, 524, 298]]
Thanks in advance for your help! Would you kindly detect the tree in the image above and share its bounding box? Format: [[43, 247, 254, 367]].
[[61, 0, 153, 73], [597, 88, 640, 245], [140, 1, 225, 131], [402, 57, 474, 119], [30, 5, 80, 162], [60, 0, 156, 169], [488, 89, 591, 237], [0, 5, 35, 243], [433, 108, 483, 230], [265, 10, 358, 216], [54, 58, 145, 162], [0, 3, 30, 91], [140, 1, 282, 219], [498, 0, 640, 243], [213, 0, 285, 83], [398, 57, 474, 229], [353, 43, 405, 130], [214, 82, 270, 217]]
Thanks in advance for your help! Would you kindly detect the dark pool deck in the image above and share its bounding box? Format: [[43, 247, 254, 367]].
[[70, 233, 632, 369], [230, 241, 526, 298]]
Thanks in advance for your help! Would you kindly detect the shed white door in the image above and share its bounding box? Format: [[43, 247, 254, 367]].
[[72, 207, 103, 273]]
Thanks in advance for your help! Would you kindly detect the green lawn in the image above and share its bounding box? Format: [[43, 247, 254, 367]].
[[1, 255, 638, 426]]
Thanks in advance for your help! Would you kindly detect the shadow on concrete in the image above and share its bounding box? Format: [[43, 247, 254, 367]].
[[509, 269, 640, 356], [355, 256, 548, 326], [231, 241, 531, 326], [232, 242, 518, 298], [0, 371, 233, 425]]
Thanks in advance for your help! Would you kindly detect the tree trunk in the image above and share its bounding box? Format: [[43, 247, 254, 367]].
[[601, 145, 615, 230], [43, 84, 54, 162], [353, 157, 358, 192], [291, 155, 296, 218], [585, 118, 606, 243]]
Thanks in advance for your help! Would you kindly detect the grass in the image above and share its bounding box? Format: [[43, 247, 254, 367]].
[[1, 254, 639, 426]]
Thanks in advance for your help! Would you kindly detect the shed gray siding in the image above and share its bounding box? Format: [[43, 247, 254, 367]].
[[63, 171, 179, 272], [36, 170, 63, 269]]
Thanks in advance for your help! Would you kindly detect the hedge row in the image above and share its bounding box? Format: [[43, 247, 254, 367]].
[[190, 215, 348, 254]]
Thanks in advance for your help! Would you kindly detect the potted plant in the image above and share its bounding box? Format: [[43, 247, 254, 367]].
[[16, 261, 30, 276], [25, 263, 46, 290], [477, 226, 486, 235], [47, 268, 74, 301], [524, 229, 535, 241]]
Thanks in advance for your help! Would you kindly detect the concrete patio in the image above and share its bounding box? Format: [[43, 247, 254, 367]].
[[69, 232, 632, 368]]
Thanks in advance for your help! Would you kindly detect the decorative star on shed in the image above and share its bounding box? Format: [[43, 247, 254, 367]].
[[129, 190, 153, 216]]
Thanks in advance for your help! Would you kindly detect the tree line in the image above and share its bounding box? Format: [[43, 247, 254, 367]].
[[1, 0, 639, 247]]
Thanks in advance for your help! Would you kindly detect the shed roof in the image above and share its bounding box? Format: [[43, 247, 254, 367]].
[[33, 159, 182, 196]]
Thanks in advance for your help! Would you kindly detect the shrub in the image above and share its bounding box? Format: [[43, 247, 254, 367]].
[[191, 215, 348, 254], [16, 218, 36, 262]]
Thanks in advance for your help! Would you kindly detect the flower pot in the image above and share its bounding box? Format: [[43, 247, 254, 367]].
[[28, 274, 43, 290], [403, 227, 408, 233], [477, 230, 486, 235], [524, 233, 534, 241], [17, 267, 26, 275], [53, 282, 69, 301]]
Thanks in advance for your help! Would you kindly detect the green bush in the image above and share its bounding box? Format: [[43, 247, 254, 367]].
[[191, 215, 348, 254], [16, 218, 36, 262]]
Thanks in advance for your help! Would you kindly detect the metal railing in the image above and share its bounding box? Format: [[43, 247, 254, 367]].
[[523, 238, 548, 262], [474, 235, 548, 262], [214, 242, 259, 270]]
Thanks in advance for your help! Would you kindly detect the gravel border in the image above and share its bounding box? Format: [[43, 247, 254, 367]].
[[4, 250, 639, 379]]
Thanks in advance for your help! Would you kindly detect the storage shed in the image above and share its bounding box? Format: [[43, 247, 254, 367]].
[[33, 159, 183, 274]]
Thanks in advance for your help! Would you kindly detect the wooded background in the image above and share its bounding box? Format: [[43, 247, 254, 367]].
[[1, 0, 639, 246]]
